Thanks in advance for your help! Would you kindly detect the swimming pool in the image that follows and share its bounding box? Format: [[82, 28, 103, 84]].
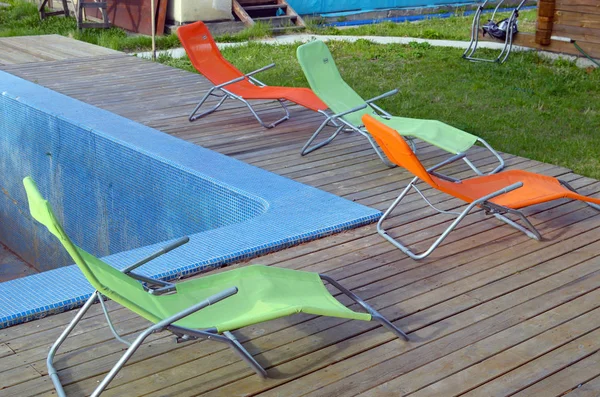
[[0, 71, 380, 328]]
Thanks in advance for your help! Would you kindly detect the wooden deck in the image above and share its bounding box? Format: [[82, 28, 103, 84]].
[[0, 35, 121, 65], [1, 38, 600, 396]]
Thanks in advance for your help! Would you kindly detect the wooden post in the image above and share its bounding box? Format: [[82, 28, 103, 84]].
[[536, 0, 556, 45]]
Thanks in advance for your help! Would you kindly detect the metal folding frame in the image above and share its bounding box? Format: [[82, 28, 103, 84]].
[[48, 287, 239, 397], [463, 0, 527, 64], [301, 90, 504, 175], [188, 62, 298, 129], [377, 153, 542, 260], [47, 238, 409, 396], [560, 180, 600, 212], [462, 137, 505, 175], [300, 89, 415, 168]]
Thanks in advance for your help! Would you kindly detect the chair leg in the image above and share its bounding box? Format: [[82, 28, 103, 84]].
[[461, 138, 504, 176], [224, 331, 268, 378], [493, 211, 542, 240], [189, 89, 229, 122], [377, 179, 480, 260], [301, 115, 344, 156], [559, 180, 600, 211], [320, 274, 410, 341], [91, 322, 164, 396], [98, 293, 131, 346], [406, 137, 418, 154], [47, 291, 158, 397], [48, 292, 99, 397], [242, 97, 290, 129], [168, 325, 269, 378]]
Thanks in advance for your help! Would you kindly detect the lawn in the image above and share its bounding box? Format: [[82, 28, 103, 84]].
[[160, 40, 600, 179], [306, 9, 537, 40]]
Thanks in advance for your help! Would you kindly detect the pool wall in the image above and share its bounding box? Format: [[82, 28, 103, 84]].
[[0, 71, 380, 328], [1, 87, 268, 272]]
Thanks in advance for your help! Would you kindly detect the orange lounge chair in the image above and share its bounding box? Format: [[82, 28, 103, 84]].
[[362, 114, 600, 260], [176, 21, 328, 128]]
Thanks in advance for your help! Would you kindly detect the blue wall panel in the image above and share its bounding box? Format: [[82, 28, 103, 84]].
[[288, 0, 477, 15]]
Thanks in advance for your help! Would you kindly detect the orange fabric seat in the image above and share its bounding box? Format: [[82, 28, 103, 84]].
[[362, 114, 600, 260], [176, 21, 326, 113], [225, 85, 326, 111], [433, 170, 595, 209]]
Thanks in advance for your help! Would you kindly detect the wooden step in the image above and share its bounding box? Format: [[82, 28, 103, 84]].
[[232, 0, 305, 29], [237, 0, 277, 5], [244, 4, 286, 12], [79, 2, 107, 8], [254, 15, 295, 27], [272, 25, 305, 33]]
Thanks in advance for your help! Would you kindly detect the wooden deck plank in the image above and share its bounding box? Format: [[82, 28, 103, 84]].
[[1, 38, 599, 397], [358, 290, 600, 397], [564, 375, 600, 397], [461, 327, 600, 396], [0, 35, 121, 65], [513, 351, 600, 397], [62, 201, 600, 392], [0, 343, 13, 359], [157, 264, 600, 397]]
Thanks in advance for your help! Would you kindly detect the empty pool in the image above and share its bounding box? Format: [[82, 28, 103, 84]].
[[0, 71, 381, 328]]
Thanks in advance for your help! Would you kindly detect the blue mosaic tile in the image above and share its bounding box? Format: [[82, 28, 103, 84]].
[[0, 71, 380, 329]]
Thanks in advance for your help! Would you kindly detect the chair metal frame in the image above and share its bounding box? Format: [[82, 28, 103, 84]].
[[188, 62, 331, 129], [301, 89, 504, 174], [47, 238, 409, 396], [378, 153, 542, 260], [189, 62, 288, 128], [301, 89, 415, 168], [463, 0, 527, 64]]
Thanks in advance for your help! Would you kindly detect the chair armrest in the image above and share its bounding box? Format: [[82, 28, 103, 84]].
[[473, 182, 523, 206], [430, 171, 461, 183], [332, 103, 369, 119], [248, 76, 266, 87], [426, 153, 467, 173], [157, 287, 238, 328], [364, 89, 398, 118], [369, 102, 393, 119], [364, 89, 399, 104], [245, 62, 276, 78], [215, 63, 275, 89], [123, 236, 190, 274]]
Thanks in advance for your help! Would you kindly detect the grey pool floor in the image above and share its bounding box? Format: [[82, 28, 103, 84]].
[[0, 243, 36, 282]]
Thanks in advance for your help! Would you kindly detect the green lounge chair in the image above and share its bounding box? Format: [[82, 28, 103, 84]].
[[23, 177, 409, 397], [296, 40, 504, 174]]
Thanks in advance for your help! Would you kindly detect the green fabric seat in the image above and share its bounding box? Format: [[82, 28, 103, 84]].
[[26, 176, 410, 395], [296, 40, 480, 155], [23, 177, 371, 332]]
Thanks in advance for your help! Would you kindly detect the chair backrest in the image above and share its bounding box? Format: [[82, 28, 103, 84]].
[[362, 115, 438, 187], [176, 21, 245, 86], [22, 177, 161, 322], [296, 40, 376, 126]]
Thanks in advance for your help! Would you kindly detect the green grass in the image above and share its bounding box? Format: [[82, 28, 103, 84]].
[[0, 0, 181, 51], [158, 40, 600, 179], [306, 9, 537, 41]]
